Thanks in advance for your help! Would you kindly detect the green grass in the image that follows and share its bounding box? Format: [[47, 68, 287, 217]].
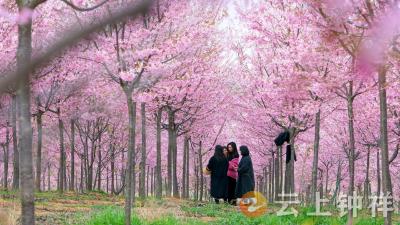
[[72, 206, 142, 225], [71, 204, 387, 225], [70, 202, 389, 225], [180, 203, 388, 225], [70, 206, 207, 225], [180, 202, 233, 217], [0, 190, 396, 225]]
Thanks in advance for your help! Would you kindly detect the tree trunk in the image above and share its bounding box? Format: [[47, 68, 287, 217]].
[[150, 167, 154, 196], [194, 155, 199, 201], [155, 108, 162, 198], [80, 156, 84, 192], [16, 9, 35, 223], [167, 110, 172, 197], [88, 138, 95, 191], [311, 110, 321, 204], [70, 119, 75, 191], [185, 137, 190, 198], [274, 150, 280, 201], [284, 129, 296, 197], [331, 161, 342, 205], [97, 134, 102, 191], [3, 125, 10, 189], [106, 166, 109, 193], [279, 146, 283, 194], [124, 92, 136, 225], [268, 161, 273, 202], [378, 66, 393, 225], [182, 136, 188, 198], [364, 146, 371, 207], [111, 139, 115, 194], [168, 109, 179, 198], [47, 164, 51, 191], [35, 112, 43, 191], [377, 150, 381, 197], [12, 94, 19, 190], [346, 83, 356, 225], [139, 102, 146, 199], [57, 108, 65, 193], [146, 165, 149, 197], [199, 141, 203, 201]]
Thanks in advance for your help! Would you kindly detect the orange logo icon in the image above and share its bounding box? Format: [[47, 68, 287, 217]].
[[239, 191, 268, 218]]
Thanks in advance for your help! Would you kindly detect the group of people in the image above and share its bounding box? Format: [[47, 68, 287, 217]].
[[205, 142, 255, 205]]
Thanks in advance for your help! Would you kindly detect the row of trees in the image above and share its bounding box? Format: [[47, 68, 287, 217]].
[[0, 0, 230, 224], [236, 1, 400, 225], [1, 0, 399, 225]]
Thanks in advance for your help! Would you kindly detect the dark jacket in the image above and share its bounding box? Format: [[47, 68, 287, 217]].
[[207, 156, 229, 198], [235, 155, 255, 198]]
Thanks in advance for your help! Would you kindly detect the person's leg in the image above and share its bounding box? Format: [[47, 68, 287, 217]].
[[231, 178, 238, 205], [227, 177, 235, 205], [215, 198, 220, 204]]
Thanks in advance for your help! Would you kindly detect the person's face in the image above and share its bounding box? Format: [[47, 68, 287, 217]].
[[228, 144, 233, 152], [223, 148, 228, 156]]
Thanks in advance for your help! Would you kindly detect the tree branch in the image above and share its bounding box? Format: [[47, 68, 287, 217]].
[[60, 0, 109, 12], [0, 0, 152, 94]]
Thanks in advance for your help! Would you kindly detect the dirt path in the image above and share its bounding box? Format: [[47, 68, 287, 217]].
[[0, 191, 124, 225], [0, 192, 217, 225]]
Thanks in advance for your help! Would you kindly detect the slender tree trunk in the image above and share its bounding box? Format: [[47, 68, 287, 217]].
[[111, 141, 115, 194], [70, 119, 75, 191], [268, 161, 273, 202], [331, 161, 342, 205], [185, 137, 190, 198], [35, 112, 43, 191], [80, 157, 84, 192], [47, 164, 51, 191], [3, 125, 10, 189], [182, 136, 188, 198], [311, 110, 321, 204], [139, 102, 146, 199], [57, 108, 65, 193], [106, 166, 109, 193], [194, 156, 199, 201], [151, 167, 154, 196], [346, 83, 356, 225], [325, 166, 329, 198], [199, 141, 203, 201], [284, 129, 296, 200], [83, 129, 88, 191], [16, 8, 35, 223], [133, 165, 136, 202], [377, 150, 381, 196], [97, 134, 102, 191], [274, 151, 279, 201], [146, 165, 149, 197], [167, 110, 172, 197], [378, 66, 393, 225], [364, 146, 371, 207], [124, 92, 136, 225], [88, 138, 96, 191], [168, 109, 179, 197], [156, 108, 162, 198], [11, 94, 19, 190], [279, 146, 283, 194]]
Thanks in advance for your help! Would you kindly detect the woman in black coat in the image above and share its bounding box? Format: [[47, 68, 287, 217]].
[[235, 145, 255, 200], [206, 145, 229, 203]]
